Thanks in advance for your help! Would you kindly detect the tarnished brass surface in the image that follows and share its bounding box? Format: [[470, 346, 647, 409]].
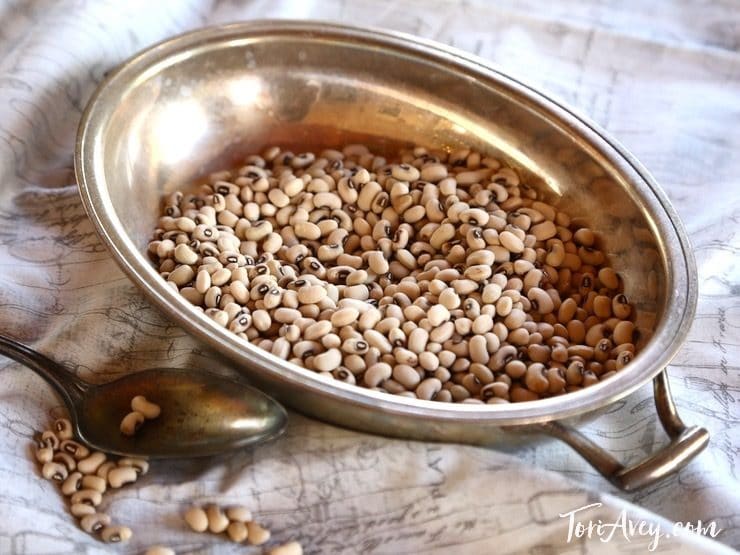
[[75, 21, 698, 439]]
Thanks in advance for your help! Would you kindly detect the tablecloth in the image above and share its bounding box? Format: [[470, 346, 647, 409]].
[[0, 1, 738, 553]]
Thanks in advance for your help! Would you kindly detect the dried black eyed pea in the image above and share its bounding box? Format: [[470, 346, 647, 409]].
[[524, 364, 549, 394], [107, 467, 138, 489], [582, 370, 599, 387], [184, 506, 208, 532], [144, 547, 176, 555], [117, 457, 149, 475], [206, 504, 229, 533], [42, 461, 69, 482], [35, 445, 54, 464], [246, 522, 271, 545], [61, 471, 83, 495], [120, 411, 145, 436], [225, 505, 253, 522], [616, 350, 633, 370], [81, 475, 107, 494], [77, 452, 106, 474], [594, 338, 613, 362], [96, 461, 116, 480], [71, 502, 96, 517], [227, 521, 249, 542], [71, 489, 103, 507], [131, 396, 161, 419], [40, 430, 60, 450], [53, 451, 76, 471], [80, 512, 111, 533], [100, 525, 133, 543], [268, 541, 304, 555], [612, 294, 632, 319]]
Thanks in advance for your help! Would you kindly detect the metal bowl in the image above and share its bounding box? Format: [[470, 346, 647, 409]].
[[76, 20, 707, 490]]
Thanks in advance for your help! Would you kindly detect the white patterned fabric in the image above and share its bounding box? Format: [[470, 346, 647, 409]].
[[0, 1, 738, 553]]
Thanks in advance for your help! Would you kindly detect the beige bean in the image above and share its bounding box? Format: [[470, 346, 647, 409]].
[[527, 287, 554, 314], [100, 525, 133, 543], [298, 285, 327, 304], [53, 418, 74, 440], [184, 506, 209, 532], [53, 450, 76, 471], [59, 439, 89, 460], [71, 502, 97, 517], [206, 504, 230, 533], [61, 471, 83, 495], [107, 466, 138, 488], [295, 221, 321, 240], [268, 541, 304, 555], [427, 304, 450, 326], [40, 430, 60, 450], [613, 321, 634, 345], [35, 446, 54, 464], [42, 461, 68, 482], [131, 395, 161, 419], [305, 320, 333, 341], [313, 348, 343, 372], [145, 547, 176, 555], [81, 475, 107, 493], [491, 345, 518, 371], [174, 244, 199, 265], [530, 220, 557, 241], [246, 521, 271, 545], [469, 335, 489, 364], [472, 314, 494, 335], [96, 461, 116, 480], [616, 350, 633, 370], [71, 489, 102, 507], [331, 307, 360, 327], [77, 452, 107, 474], [225, 505, 253, 522], [416, 378, 442, 400], [80, 512, 111, 534], [364, 362, 392, 387], [612, 294, 632, 319], [593, 295, 612, 318], [120, 411, 145, 436], [499, 230, 524, 253], [367, 251, 390, 274], [227, 521, 249, 542]]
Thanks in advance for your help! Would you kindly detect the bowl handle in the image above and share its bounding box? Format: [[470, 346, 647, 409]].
[[537, 370, 709, 492]]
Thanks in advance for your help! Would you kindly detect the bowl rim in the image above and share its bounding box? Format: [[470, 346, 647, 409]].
[[75, 19, 697, 426]]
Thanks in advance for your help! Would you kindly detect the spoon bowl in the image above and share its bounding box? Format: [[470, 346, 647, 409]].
[[79, 368, 287, 458], [0, 335, 287, 458]]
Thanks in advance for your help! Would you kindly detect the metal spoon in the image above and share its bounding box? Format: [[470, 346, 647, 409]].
[[0, 335, 288, 458]]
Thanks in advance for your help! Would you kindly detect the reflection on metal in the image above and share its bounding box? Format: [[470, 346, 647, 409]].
[[154, 100, 208, 164]]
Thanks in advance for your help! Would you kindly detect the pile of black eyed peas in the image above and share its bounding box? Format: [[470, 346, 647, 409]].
[[148, 145, 637, 403]]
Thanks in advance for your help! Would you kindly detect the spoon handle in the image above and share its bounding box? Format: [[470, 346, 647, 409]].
[[0, 335, 88, 407]]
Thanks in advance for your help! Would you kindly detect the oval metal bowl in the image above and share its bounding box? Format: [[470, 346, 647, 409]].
[[75, 21, 707, 491]]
